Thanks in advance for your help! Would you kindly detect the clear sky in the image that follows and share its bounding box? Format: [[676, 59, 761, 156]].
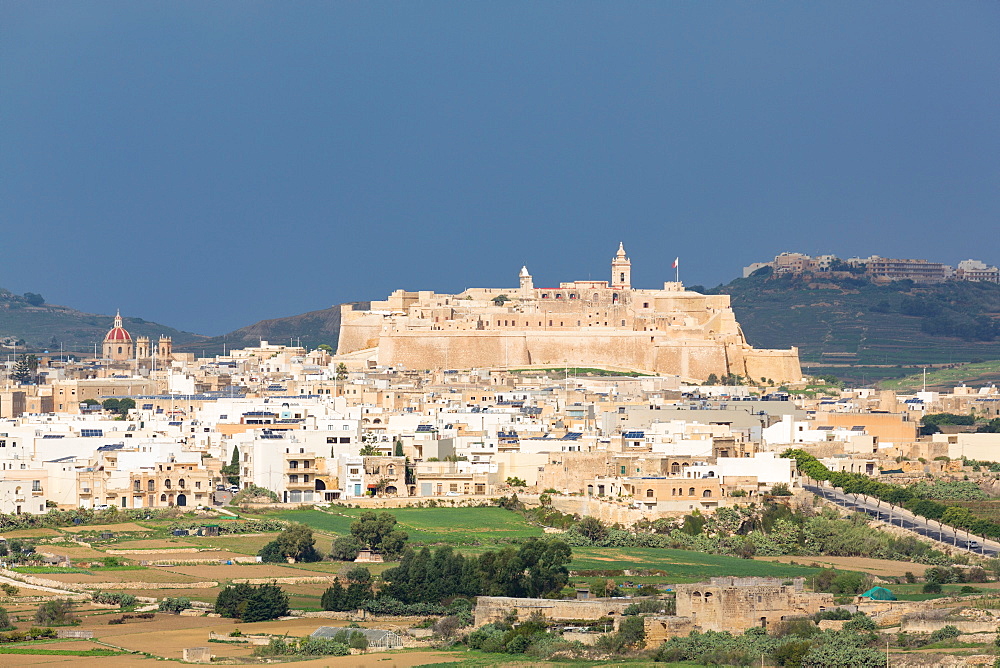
[[3, 2, 998, 335]]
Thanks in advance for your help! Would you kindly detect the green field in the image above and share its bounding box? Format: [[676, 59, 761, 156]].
[[278, 506, 547, 546], [275, 507, 839, 586], [880, 360, 1000, 392]]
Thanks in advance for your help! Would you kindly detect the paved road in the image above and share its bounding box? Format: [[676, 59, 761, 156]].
[[804, 484, 1000, 557]]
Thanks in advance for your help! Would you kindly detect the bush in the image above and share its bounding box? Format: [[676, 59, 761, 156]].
[[92, 592, 137, 608], [0, 606, 12, 631], [922, 582, 942, 594], [215, 583, 288, 622], [34, 599, 76, 626], [158, 597, 192, 613], [330, 535, 362, 561]]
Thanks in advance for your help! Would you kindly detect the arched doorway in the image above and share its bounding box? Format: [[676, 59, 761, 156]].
[[385, 485, 398, 495], [315, 479, 326, 491], [176, 494, 187, 507]]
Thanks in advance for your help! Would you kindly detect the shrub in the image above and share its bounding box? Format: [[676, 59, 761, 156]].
[[34, 599, 76, 626], [0, 606, 12, 631], [330, 535, 362, 561], [158, 597, 192, 613], [922, 582, 942, 594], [215, 583, 288, 622]]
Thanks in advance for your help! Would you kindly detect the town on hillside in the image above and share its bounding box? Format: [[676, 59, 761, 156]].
[[1, 248, 1000, 665]]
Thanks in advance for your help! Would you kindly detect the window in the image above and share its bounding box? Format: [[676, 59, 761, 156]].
[[195, 481, 201, 489], [303, 474, 309, 483], [147, 480, 155, 491], [340, 437, 350, 443], [164, 479, 172, 489], [289, 474, 298, 483], [134, 481, 141, 492], [646, 489, 654, 498], [32, 480, 41, 492], [289, 461, 298, 469], [178, 479, 185, 488], [689, 487, 695, 496]]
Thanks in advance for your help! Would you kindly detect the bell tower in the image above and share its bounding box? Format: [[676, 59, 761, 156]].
[[519, 265, 534, 298], [611, 242, 631, 288]]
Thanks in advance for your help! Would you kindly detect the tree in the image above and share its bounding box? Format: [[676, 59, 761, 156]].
[[316, 344, 333, 353], [0, 606, 12, 631], [575, 516, 607, 543], [505, 477, 527, 488], [22, 292, 44, 306], [102, 398, 135, 415], [359, 443, 381, 456], [215, 583, 288, 622], [330, 535, 362, 561], [259, 523, 320, 563], [34, 599, 76, 625], [394, 439, 404, 457], [705, 373, 719, 385], [336, 363, 348, 381], [10, 355, 35, 384], [350, 511, 408, 557], [242, 583, 289, 622], [345, 566, 371, 583], [492, 294, 510, 306], [222, 446, 240, 486]]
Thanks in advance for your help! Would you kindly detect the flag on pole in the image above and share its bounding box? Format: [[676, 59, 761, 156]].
[[672, 257, 679, 269]]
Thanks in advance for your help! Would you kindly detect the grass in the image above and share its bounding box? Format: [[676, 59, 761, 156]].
[[277, 506, 546, 546], [880, 360, 1000, 391], [418, 650, 667, 666], [12, 566, 146, 574], [567, 548, 826, 583], [0, 647, 128, 656]]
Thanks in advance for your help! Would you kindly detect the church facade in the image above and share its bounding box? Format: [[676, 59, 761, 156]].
[[337, 245, 801, 382], [102, 311, 173, 363]]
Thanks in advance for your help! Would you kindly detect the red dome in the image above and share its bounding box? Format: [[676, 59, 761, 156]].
[[105, 326, 132, 342], [104, 311, 132, 342]]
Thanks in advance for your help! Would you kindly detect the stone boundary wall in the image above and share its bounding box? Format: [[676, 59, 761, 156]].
[[77, 580, 218, 590], [107, 548, 208, 555], [0, 568, 86, 594], [901, 619, 999, 634]]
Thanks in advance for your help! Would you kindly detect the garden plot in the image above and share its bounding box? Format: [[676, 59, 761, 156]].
[[182, 533, 282, 555], [756, 555, 922, 577], [39, 569, 203, 585], [0, 528, 62, 538], [60, 523, 151, 534], [163, 563, 316, 579]]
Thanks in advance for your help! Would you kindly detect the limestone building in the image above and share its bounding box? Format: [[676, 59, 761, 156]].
[[102, 311, 173, 363], [338, 245, 801, 382]]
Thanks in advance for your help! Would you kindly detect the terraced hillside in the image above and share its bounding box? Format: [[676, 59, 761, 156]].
[[700, 271, 1000, 383], [0, 287, 205, 353]]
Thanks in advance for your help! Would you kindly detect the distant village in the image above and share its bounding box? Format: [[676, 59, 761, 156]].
[[745, 252, 1000, 283]]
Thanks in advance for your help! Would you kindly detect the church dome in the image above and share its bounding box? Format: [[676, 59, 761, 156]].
[[104, 310, 132, 343]]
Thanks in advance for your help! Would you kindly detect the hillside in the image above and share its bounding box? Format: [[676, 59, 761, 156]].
[[0, 288, 206, 353], [700, 270, 1000, 384], [173, 302, 370, 355]]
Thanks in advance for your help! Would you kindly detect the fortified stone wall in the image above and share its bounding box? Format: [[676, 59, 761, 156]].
[[473, 596, 635, 627]]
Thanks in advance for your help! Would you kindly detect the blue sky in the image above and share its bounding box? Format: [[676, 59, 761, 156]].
[[2, 2, 998, 335]]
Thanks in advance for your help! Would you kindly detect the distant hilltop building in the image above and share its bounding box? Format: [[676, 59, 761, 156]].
[[102, 311, 172, 362], [337, 244, 802, 382], [744, 252, 998, 284]]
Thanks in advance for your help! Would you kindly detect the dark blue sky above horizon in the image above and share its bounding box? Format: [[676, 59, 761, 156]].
[[3, 2, 999, 336]]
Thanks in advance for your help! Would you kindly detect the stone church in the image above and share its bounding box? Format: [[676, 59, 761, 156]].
[[102, 311, 173, 363]]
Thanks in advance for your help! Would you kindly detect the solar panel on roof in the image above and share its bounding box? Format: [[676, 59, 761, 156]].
[[622, 431, 645, 439]]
